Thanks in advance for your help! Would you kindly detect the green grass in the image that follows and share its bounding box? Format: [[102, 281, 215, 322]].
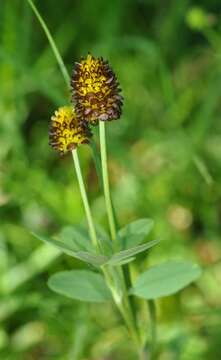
[[0, 0, 221, 359]]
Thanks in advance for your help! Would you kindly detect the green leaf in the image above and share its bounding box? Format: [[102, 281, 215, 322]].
[[75, 252, 107, 266], [130, 261, 202, 299], [95, 225, 113, 256], [113, 257, 136, 266], [31, 232, 107, 266], [118, 218, 154, 249], [48, 270, 112, 302], [56, 226, 94, 252], [56, 225, 112, 257], [32, 232, 76, 256], [106, 239, 159, 266]]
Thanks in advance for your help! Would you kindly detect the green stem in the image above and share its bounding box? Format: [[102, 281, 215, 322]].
[[72, 147, 139, 352], [27, 0, 70, 89], [99, 121, 117, 243], [99, 121, 141, 351], [147, 300, 157, 359], [71, 149, 99, 250], [73, 141, 140, 350], [73, 142, 140, 352], [102, 266, 140, 349]]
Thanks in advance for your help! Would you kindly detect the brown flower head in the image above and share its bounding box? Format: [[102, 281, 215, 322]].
[[49, 106, 91, 155], [71, 54, 123, 125]]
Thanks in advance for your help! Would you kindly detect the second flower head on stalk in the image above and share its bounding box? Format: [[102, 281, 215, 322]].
[[71, 54, 123, 125], [49, 106, 91, 155]]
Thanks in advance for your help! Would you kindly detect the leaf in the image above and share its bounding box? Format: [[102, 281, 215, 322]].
[[32, 232, 157, 267], [32, 232, 76, 255], [130, 261, 202, 299], [95, 225, 113, 256], [52, 225, 112, 257], [31, 232, 107, 266], [75, 252, 107, 266], [56, 226, 94, 252], [118, 218, 154, 249], [48, 270, 112, 302], [114, 257, 136, 266], [106, 240, 159, 266]]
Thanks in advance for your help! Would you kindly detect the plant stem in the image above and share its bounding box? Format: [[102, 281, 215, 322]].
[[72, 146, 139, 352], [72, 138, 140, 351], [147, 300, 157, 359], [99, 121, 142, 353], [72, 143, 139, 348], [99, 121, 118, 243], [72, 149, 139, 354], [27, 0, 70, 89], [73, 142, 140, 352], [102, 266, 140, 349], [71, 149, 99, 250]]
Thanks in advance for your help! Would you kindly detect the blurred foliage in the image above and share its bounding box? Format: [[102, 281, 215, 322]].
[[0, 0, 221, 359]]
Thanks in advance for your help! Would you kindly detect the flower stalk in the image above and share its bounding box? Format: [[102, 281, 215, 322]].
[[71, 149, 99, 251], [99, 121, 118, 243], [99, 121, 142, 351]]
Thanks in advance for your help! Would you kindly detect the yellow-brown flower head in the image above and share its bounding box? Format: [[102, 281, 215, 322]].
[[71, 54, 123, 125], [49, 106, 91, 155]]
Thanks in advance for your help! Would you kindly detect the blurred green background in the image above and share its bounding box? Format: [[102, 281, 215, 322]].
[[0, 0, 221, 359]]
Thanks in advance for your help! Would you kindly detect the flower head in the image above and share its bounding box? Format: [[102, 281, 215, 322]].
[[49, 106, 91, 155], [71, 54, 123, 125]]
